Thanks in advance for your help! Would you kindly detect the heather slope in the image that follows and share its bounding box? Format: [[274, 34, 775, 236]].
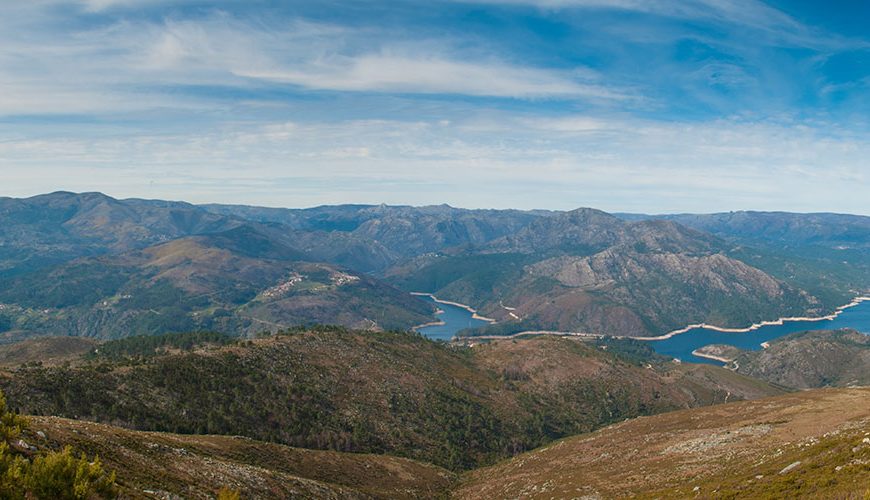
[[0, 329, 783, 471], [29, 416, 455, 499], [456, 388, 870, 499]]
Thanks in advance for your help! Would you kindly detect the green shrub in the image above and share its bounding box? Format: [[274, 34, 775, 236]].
[[217, 486, 241, 500], [0, 390, 117, 499], [24, 447, 116, 500]]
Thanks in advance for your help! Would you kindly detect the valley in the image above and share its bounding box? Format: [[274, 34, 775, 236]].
[[413, 294, 493, 340], [0, 328, 782, 472], [0, 192, 869, 498], [3, 192, 869, 345], [7, 1, 870, 497]]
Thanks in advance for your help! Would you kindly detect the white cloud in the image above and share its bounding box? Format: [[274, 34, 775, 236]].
[[0, 0, 867, 214], [1, 114, 868, 213], [239, 53, 626, 99], [0, 7, 630, 118]]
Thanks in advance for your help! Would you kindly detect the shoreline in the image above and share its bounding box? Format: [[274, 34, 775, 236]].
[[411, 319, 447, 331], [457, 295, 870, 344], [462, 330, 604, 342], [629, 296, 870, 342], [410, 292, 497, 323], [690, 349, 734, 364]]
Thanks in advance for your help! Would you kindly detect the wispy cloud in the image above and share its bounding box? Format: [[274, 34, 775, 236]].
[[238, 54, 627, 99], [0, 0, 868, 213], [2, 114, 867, 213], [0, 6, 627, 118]]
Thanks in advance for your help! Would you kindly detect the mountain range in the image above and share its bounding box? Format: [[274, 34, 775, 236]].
[[1, 193, 869, 497], [1, 192, 869, 341]]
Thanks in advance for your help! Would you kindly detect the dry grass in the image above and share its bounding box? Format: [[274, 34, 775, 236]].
[[29, 416, 456, 499], [0, 336, 97, 368], [455, 387, 870, 499]]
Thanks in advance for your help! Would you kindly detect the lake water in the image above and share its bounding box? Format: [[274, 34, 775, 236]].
[[414, 294, 870, 364], [650, 300, 870, 365], [415, 295, 491, 341]]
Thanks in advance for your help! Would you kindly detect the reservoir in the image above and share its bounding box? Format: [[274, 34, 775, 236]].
[[415, 295, 491, 341], [650, 299, 870, 365], [414, 294, 870, 364]]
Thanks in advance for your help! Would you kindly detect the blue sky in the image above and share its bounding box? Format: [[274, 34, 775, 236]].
[[1, 0, 869, 213]]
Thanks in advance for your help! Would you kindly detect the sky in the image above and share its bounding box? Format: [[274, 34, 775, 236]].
[[1, 0, 869, 213]]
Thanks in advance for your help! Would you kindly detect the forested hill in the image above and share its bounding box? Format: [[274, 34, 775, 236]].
[[0, 328, 782, 471]]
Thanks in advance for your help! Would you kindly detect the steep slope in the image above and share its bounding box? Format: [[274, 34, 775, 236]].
[[732, 329, 870, 389], [0, 192, 243, 277], [0, 228, 432, 338], [456, 387, 870, 499], [0, 336, 97, 367], [0, 329, 784, 471], [29, 416, 455, 499], [629, 210, 870, 305], [390, 209, 822, 337]]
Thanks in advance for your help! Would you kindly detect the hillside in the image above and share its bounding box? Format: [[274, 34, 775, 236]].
[[389, 209, 824, 337], [11, 385, 870, 499], [0, 228, 433, 338], [0, 191, 243, 277], [202, 203, 544, 272], [0, 329, 783, 471], [0, 336, 97, 367], [1, 193, 867, 342], [628, 211, 870, 305], [733, 329, 870, 389], [456, 387, 870, 499], [29, 416, 455, 499]]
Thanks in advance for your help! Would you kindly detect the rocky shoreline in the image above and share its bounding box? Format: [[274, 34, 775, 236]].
[[410, 292, 497, 324], [635, 296, 870, 341]]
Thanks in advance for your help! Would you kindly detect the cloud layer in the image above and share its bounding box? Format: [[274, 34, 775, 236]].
[[1, 0, 869, 213]]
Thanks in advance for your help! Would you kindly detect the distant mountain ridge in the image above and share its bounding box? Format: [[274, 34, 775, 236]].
[[0, 193, 438, 338], [388, 207, 830, 337], [0, 192, 867, 340], [621, 210, 870, 309], [203, 202, 545, 272], [0, 191, 243, 277]]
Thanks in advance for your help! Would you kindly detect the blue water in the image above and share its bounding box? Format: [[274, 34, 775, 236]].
[[416, 295, 491, 341], [651, 300, 870, 365]]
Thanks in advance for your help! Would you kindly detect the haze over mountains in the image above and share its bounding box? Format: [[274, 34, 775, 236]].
[[0, 192, 868, 342]]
